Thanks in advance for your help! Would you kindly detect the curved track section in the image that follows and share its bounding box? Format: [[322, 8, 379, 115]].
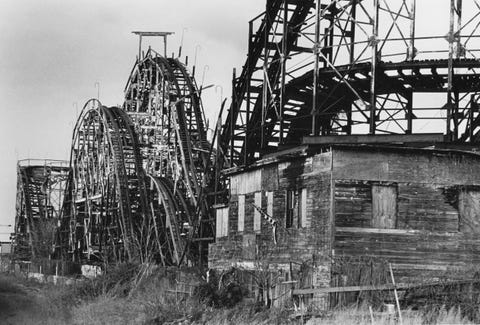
[[222, 0, 480, 166], [62, 99, 150, 263], [124, 50, 215, 265], [148, 176, 192, 265], [124, 51, 210, 200]]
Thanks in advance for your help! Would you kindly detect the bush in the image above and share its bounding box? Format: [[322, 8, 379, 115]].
[[193, 268, 248, 308], [218, 282, 247, 308], [194, 281, 218, 306]]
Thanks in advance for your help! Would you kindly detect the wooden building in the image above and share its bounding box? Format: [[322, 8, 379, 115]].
[[208, 142, 480, 306]]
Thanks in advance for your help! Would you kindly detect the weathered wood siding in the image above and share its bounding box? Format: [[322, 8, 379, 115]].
[[332, 148, 480, 282], [209, 151, 334, 302], [210, 146, 480, 293], [332, 148, 480, 184], [335, 181, 372, 228], [334, 227, 480, 281]]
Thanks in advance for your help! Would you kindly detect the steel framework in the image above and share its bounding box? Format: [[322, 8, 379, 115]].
[[221, 0, 480, 166]]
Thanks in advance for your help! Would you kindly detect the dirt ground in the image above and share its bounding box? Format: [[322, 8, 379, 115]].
[[0, 274, 54, 325]]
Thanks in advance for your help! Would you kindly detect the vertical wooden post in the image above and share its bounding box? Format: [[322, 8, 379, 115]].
[[447, 0, 456, 140], [456, 0, 463, 58], [370, 0, 380, 135], [406, 90, 413, 134], [408, 0, 416, 60], [163, 35, 167, 58], [261, 1, 270, 153], [279, 0, 288, 144], [369, 305, 375, 325], [312, 0, 321, 135], [469, 94, 475, 141], [389, 263, 403, 325], [245, 21, 253, 165], [138, 35, 142, 62], [349, 2, 357, 64], [231, 69, 236, 166]]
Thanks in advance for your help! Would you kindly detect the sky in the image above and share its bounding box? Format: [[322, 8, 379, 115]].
[[0, 0, 264, 241], [0, 1, 474, 241]]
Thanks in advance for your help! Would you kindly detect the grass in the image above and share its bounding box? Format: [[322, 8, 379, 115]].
[[304, 306, 472, 325], [0, 267, 479, 324]]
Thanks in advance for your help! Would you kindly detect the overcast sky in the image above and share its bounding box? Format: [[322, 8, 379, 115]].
[[0, 0, 473, 241], [0, 0, 264, 241]]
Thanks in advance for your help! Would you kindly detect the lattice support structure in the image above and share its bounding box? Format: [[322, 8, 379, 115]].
[[14, 160, 69, 261], [222, 0, 480, 167], [54, 45, 216, 267], [124, 47, 216, 266], [56, 100, 152, 263]]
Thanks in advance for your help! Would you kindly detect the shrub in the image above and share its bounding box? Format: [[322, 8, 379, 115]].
[[193, 268, 248, 308]]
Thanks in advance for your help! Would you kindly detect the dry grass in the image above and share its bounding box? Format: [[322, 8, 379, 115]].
[[1, 269, 479, 325], [305, 306, 472, 325]]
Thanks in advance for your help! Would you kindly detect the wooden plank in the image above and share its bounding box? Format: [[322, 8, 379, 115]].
[[303, 133, 445, 145], [254, 192, 262, 232], [458, 190, 480, 234], [372, 184, 397, 228], [238, 195, 245, 232], [293, 284, 399, 295], [293, 279, 480, 295], [335, 226, 445, 236]]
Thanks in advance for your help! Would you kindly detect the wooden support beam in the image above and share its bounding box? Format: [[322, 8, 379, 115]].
[[293, 278, 480, 295], [293, 284, 400, 295], [302, 133, 445, 145]]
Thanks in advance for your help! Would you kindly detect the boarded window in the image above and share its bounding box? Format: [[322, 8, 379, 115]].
[[238, 195, 245, 232], [266, 191, 273, 218], [458, 190, 480, 234], [372, 184, 397, 228], [298, 188, 308, 228], [286, 190, 294, 228], [254, 192, 262, 233], [215, 206, 229, 238]]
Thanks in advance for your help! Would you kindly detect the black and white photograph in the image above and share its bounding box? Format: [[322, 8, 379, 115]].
[[1, 1, 480, 324]]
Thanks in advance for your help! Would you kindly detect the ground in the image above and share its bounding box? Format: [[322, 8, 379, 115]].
[[0, 275, 47, 324], [0, 270, 475, 324]]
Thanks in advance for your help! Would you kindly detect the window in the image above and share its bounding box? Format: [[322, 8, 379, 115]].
[[298, 188, 307, 228], [458, 189, 480, 234], [372, 184, 397, 228], [286, 190, 294, 228], [215, 206, 229, 238], [266, 191, 273, 218], [254, 192, 262, 233], [238, 195, 245, 232]]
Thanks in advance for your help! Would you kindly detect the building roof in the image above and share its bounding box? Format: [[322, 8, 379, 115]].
[[224, 138, 480, 176]]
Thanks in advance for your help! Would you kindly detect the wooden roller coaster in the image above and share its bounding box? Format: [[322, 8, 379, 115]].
[[14, 160, 69, 260], [53, 43, 216, 266], [221, 0, 480, 167], [13, 0, 480, 269]]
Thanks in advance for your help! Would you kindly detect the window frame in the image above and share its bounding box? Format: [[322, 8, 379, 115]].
[[238, 195, 245, 232]]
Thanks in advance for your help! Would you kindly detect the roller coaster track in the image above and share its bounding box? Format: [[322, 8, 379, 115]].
[[221, 0, 315, 166], [222, 0, 480, 167], [55, 49, 215, 266], [124, 50, 215, 265], [56, 99, 149, 262], [17, 0, 480, 268]]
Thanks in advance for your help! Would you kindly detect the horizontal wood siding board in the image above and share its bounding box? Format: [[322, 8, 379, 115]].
[[334, 228, 480, 280], [334, 181, 372, 228], [293, 278, 480, 295], [332, 148, 480, 185], [210, 150, 334, 297]]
